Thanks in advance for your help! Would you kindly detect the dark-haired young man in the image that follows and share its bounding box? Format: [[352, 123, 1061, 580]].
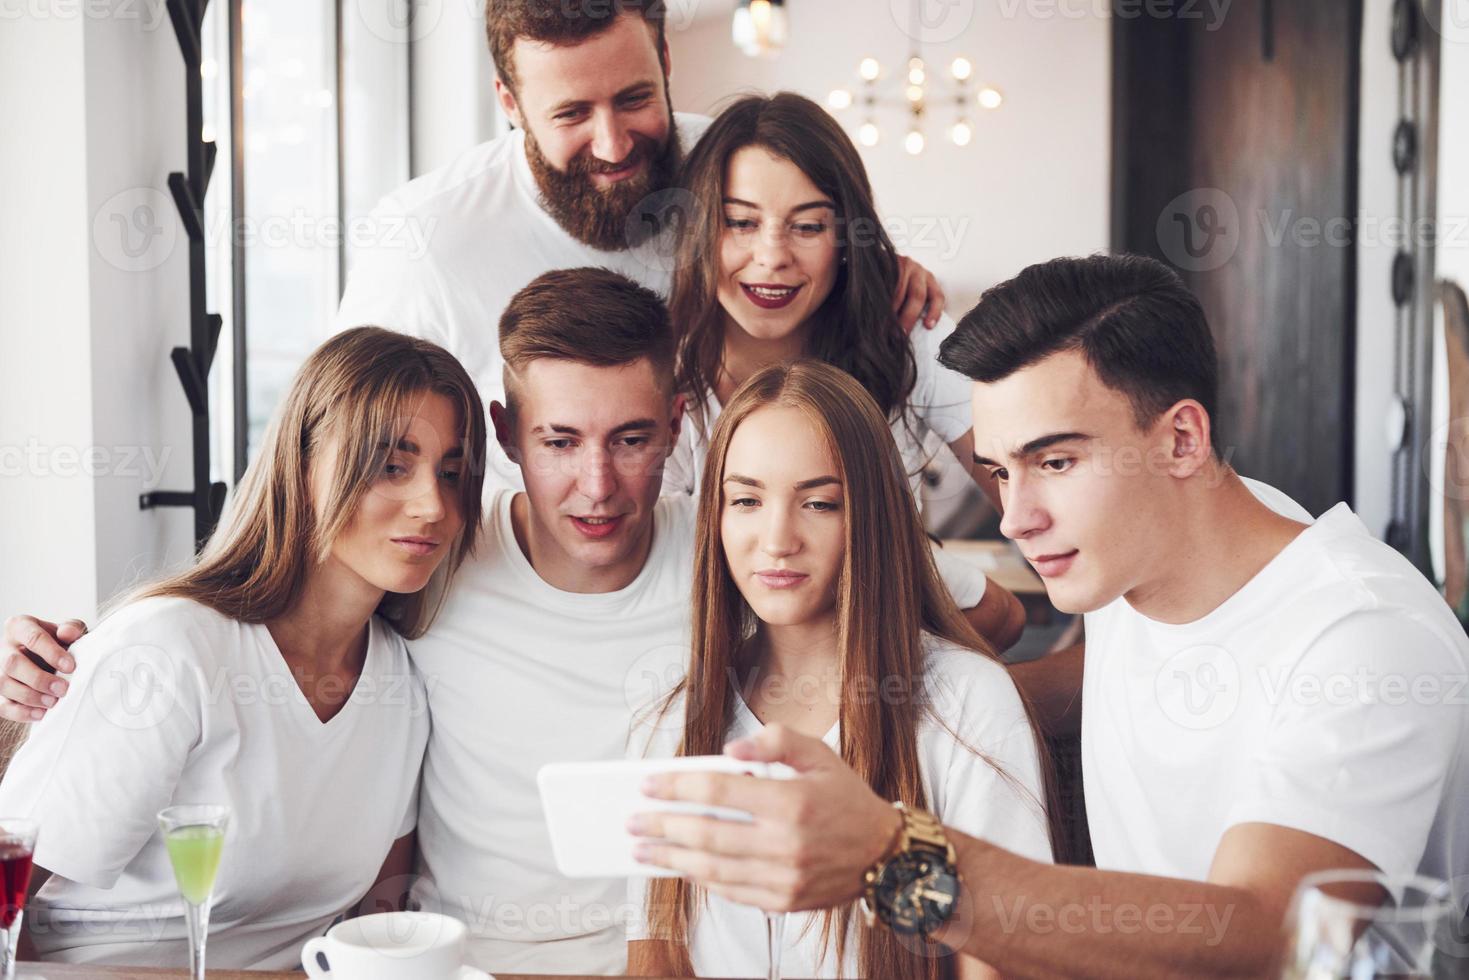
[[625, 254, 1469, 978], [336, 0, 946, 489]]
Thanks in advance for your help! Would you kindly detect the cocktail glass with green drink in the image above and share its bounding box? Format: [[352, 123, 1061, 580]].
[[158, 805, 229, 980]]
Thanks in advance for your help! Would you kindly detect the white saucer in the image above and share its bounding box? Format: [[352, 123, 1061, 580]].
[[458, 967, 493, 980]]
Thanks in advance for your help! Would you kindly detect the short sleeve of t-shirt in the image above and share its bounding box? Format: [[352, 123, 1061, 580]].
[[907, 315, 974, 446], [929, 542, 989, 610], [923, 642, 1053, 865], [0, 605, 204, 889], [1225, 611, 1462, 876]]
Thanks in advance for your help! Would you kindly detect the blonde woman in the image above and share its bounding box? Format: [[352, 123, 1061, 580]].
[[0, 327, 485, 969], [629, 361, 1053, 980]]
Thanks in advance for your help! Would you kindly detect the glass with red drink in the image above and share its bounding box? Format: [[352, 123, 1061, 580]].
[[0, 819, 37, 980]]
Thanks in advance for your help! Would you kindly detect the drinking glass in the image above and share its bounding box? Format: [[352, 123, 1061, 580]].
[[0, 818, 38, 980], [158, 805, 230, 980], [764, 909, 787, 980], [1279, 870, 1463, 978]]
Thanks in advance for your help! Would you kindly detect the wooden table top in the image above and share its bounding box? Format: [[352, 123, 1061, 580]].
[[938, 537, 1052, 625], [16, 967, 698, 980]]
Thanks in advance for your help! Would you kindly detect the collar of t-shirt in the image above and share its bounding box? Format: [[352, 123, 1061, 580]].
[[1118, 502, 1364, 637], [731, 688, 840, 749], [490, 489, 679, 611]]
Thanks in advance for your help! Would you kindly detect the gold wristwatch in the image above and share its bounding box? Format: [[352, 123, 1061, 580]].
[[860, 801, 961, 937]]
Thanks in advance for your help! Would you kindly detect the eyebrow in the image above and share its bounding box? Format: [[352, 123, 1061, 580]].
[[530, 419, 660, 438], [549, 82, 656, 116], [722, 196, 837, 216], [972, 431, 1092, 468], [384, 438, 464, 459], [723, 474, 842, 491]]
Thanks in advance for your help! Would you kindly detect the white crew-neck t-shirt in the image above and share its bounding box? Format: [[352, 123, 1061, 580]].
[[405, 489, 695, 975], [0, 597, 427, 970], [626, 636, 1054, 978], [1082, 480, 1469, 904], [661, 313, 974, 505], [334, 113, 712, 496]]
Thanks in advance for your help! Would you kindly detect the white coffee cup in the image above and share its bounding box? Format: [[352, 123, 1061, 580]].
[[302, 911, 468, 980]]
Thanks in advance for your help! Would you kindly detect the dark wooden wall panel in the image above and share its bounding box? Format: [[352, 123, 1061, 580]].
[[1113, 0, 1360, 517]]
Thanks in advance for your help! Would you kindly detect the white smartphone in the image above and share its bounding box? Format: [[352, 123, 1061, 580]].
[[537, 755, 797, 879]]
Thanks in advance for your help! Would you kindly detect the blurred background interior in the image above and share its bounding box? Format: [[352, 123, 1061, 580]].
[[2, 0, 1467, 650]]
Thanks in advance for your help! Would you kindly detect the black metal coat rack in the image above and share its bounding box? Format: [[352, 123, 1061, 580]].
[[138, 0, 228, 550]]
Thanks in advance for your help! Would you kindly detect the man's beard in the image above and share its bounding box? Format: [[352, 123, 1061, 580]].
[[524, 109, 682, 252]]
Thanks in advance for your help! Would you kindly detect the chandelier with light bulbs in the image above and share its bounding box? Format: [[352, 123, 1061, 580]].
[[731, 0, 787, 58], [827, 53, 1002, 155]]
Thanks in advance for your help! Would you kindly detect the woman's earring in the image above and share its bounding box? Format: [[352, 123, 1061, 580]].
[[840, 254, 848, 265]]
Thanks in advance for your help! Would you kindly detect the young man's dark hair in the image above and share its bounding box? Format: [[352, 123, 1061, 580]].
[[499, 266, 675, 415], [484, 0, 668, 93], [938, 253, 1221, 454]]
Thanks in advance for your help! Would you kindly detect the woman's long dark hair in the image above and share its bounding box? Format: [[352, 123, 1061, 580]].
[[668, 93, 917, 423]]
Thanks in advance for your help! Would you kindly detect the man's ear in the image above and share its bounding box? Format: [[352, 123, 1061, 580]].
[[493, 76, 524, 130], [1161, 400, 1213, 479], [489, 401, 519, 463], [666, 392, 686, 458]]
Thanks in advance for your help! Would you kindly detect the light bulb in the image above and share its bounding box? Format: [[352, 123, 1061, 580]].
[[905, 129, 925, 155], [906, 85, 924, 103], [827, 88, 853, 110], [908, 58, 926, 86], [859, 122, 881, 147], [951, 57, 972, 81], [950, 120, 972, 146], [977, 86, 1004, 109], [859, 57, 881, 81]]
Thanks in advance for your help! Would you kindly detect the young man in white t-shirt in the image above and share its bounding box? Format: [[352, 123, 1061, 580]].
[[0, 269, 1011, 974], [335, 0, 946, 491], [624, 254, 1469, 978]]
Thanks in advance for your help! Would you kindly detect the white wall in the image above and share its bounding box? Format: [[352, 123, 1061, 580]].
[[665, 0, 1112, 315], [0, 9, 196, 621]]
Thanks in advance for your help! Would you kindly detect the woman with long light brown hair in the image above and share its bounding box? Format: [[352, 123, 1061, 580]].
[[0, 327, 485, 969], [628, 360, 1052, 979]]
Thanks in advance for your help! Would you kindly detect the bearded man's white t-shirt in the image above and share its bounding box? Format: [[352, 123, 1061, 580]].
[[1082, 479, 1469, 906], [662, 313, 974, 504], [334, 113, 712, 493], [0, 597, 427, 969], [404, 490, 695, 975], [625, 636, 1053, 978]]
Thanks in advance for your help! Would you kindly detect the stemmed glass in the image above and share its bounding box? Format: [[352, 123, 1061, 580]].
[[0, 818, 38, 980], [158, 805, 230, 980], [764, 909, 787, 980], [1278, 870, 1461, 978]]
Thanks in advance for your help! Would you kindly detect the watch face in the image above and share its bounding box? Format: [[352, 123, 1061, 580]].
[[875, 851, 960, 936]]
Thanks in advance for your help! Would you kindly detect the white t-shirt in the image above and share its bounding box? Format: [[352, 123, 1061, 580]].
[[626, 636, 1053, 978], [0, 597, 427, 970], [405, 489, 695, 975], [661, 313, 974, 504], [1082, 479, 1469, 904], [334, 113, 713, 494]]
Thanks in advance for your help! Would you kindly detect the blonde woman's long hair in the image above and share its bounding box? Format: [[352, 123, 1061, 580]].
[[644, 360, 1054, 980], [136, 326, 487, 639]]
